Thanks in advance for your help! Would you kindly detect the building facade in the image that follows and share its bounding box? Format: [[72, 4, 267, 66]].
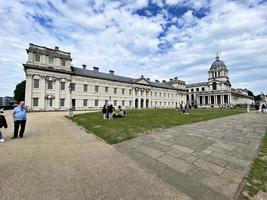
[[23, 44, 187, 111], [186, 54, 254, 107]]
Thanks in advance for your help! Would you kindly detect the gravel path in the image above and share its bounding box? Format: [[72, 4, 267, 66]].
[[0, 111, 190, 200]]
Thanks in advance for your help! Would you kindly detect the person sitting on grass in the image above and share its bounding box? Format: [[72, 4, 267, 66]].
[[0, 109, 8, 143]]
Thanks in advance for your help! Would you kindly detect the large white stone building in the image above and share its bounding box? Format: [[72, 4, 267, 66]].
[[24, 44, 187, 111], [186, 54, 254, 107]]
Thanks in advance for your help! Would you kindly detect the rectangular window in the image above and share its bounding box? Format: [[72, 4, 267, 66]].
[[70, 83, 75, 91], [122, 100, 125, 106], [49, 57, 54, 64], [135, 90, 138, 95], [61, 59, 66, 66], [105, 100, 108, 105], [95, 99, 98, 107], [122, 88, 125, 95], [95, 85, 99, 93], [33, 79, 39, 88], [33, 98, 38, 107], [49, 99, 53, 106], [160, 92, 162, 97], [196, 88, 199, 92], [129, 89, 132, 95], [60, 98, 65, 107], [155, 92, 157, 97], [60, 82, 65, 90], [83, 99, 88, 107], [84, 84, 88, 92], [202, 87, 205, 91], [114, 100, 117, 106], [47, 81, 53, 89], [129, 101, 132, 107], [105, 87, 108, 93], [35, 54, 40, 62], [114, 88, 117, 94]]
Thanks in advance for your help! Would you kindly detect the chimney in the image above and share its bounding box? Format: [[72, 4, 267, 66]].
[[141, 75, 144, 78], [55, 46, 59, 50], [147, 78, 150, 81], [162, 80, 166, 83], [109, 70, 114, 75], [169, 78, 173, 81], [82, 64, 87, 69], [93, 67, 99, 72], [174, 77, 178, 80], [155, 80, 159, 83]]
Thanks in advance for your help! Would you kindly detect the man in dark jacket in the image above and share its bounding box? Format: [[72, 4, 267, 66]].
[[0, 109, 8, 142]]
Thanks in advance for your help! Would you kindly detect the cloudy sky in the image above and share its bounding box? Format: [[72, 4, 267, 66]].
[[0, 0, 267, 97]]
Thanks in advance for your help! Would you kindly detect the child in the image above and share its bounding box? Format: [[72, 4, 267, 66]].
[[0, 109, 8, 142]]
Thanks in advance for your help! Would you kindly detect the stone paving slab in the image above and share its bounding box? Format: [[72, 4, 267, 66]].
[[116, 112, 267, 200]]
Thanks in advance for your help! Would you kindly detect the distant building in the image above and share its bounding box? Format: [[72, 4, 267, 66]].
[[23, 44, 187, 111], [186, 54, 254, 107], [254, 93, 266, 107], [0, 96, 14, 107]]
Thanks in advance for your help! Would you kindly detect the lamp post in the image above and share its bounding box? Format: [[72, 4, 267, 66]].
[[68, 83, 73, 117]]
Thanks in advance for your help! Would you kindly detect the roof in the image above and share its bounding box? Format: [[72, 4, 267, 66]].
[[186, 82, 208, 87], [24, 63, 185, 90], [210, 54, 227, 70], [72, 67, 179, 90]]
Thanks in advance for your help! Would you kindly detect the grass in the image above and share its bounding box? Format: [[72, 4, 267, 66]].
[[242, 132, 267, 198], [70, 108, 245, 144]]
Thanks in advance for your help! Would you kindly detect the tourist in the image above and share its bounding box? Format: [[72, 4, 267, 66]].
[[108, 104, 113, 120], [261, 104, 266, 113], [102, 105, 107, 119], [246, 104, 250, 113], [0, 109, 8, 142], [12, 101, 28, 139]]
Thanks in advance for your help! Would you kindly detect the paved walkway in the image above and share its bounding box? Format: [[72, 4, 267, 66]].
[[116, 112, 267, 200], [0, 111, 266, 200], [0, 111, 189, 200]]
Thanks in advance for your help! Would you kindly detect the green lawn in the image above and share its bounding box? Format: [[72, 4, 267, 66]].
[[70, 108, 245, 144], [241, 132, 267, 199]]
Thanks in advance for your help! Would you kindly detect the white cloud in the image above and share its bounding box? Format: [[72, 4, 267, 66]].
[[0, 0, 267, 97]]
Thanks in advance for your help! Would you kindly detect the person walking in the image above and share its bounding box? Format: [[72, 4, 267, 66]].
[[12, 101, 28, 139], [102, 105, 107, 119], [0, 109, 8, 142]]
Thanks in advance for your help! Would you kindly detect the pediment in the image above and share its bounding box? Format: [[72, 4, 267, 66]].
[[134, 78, 150, 85]]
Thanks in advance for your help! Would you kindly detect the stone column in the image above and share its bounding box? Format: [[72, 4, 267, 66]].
[[208, 95, 211, 105], [54, 78, 60, 110], [39, 76, 46, 110], [214, 95, 217, 105], [138, 88, 141, 109], [25, 73, 33, 109], [221, 95, 224, 105]]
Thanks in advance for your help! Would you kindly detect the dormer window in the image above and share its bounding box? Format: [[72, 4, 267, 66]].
[[61, 59, 66, 66], [49, 57, 54, 64], [35, 54, 40, 62]]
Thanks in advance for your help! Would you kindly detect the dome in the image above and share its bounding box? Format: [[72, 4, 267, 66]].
[[210, 54, 227, 69]]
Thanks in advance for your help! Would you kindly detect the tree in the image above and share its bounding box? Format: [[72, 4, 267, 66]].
[[14, 80, 26, 102], [247, 90, 254, 97]]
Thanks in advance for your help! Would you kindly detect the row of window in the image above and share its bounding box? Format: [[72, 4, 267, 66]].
[[33, 80, 181, 98], [33, 98, 180, 108], [187, 87, 205, 92], [34, 54, 66, 66]]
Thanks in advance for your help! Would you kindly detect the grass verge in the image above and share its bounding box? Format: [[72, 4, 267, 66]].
[[240, 132, 267, 199]]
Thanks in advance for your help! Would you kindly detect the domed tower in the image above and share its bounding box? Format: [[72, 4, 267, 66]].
[[208, 53, 231, 91]]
